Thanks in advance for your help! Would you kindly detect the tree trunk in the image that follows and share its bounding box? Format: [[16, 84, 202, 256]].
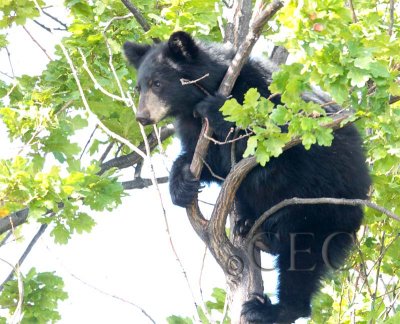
[[226, 245, 263, 323]]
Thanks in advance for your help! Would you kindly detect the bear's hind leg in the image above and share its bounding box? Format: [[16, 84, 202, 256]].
[[242, 240, 326, 323]]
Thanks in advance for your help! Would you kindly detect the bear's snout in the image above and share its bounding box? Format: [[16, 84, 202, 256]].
[[136, 110, 152, 126]]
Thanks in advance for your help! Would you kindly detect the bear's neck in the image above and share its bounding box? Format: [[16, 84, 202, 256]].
[[174, 115, 203, 154]]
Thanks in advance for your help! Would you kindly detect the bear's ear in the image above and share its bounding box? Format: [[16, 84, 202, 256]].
[[123, 42, 151, 69], [167, 31, 198, 61]]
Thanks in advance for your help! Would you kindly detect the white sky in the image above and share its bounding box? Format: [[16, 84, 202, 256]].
[[0, 1, 309, 323]]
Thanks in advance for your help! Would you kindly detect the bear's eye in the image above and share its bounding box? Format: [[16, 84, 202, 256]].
[[153, 80, 161, 88]]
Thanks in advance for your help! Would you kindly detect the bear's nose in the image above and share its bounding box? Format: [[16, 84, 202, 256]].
[[136, 111, 152, 126]]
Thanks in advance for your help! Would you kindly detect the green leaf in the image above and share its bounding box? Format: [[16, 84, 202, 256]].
[[347, 68, 370, 88], [166, 315, 193, 324], [353, 56, 374, 69], [243, 136, 258, 157], [302, 133, 316, 150], [51, 224, 71, 244], [315, 127, 333, 147], [270, 106, 291, 125], [71, 114, 88, 129], [244, 88, 261, 107], [0, 34, 7, 48]]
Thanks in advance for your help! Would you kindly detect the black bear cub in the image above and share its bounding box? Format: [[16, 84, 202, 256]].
[[124, 31, 371, 323]]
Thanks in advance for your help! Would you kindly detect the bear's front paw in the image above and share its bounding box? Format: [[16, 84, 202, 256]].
[[169, 164, 201, 207], [194, 93, 227, 120]]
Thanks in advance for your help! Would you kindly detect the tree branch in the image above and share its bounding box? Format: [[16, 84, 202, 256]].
[[246, 198, 400, 240], [33, 19, 52, 33], [269, 45, 289, 66], [41, 8, 68, 29], [0, 209, 30, 237], [120, 0, 160, 43], [99, 124, 174, 174], [388, 0, 395, 36], [22, 26, 52, 61], [0, 224, 48, 291], [5, 47, 15, 78], [389, 95, 400, 105], [122, 176, 169, 190]]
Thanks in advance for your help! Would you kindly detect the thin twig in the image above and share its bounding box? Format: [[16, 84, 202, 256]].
[[0, 70, 13, 80], [79, 125, 98, 159], [354, 236, 374, 298], [99, 142, 114, 164], [230, 127, 241, 167], [221, 287, 230, 324], [104, 13, 133, 33], [0, 231, 12, 247], [200, 156, 225, 181], [102, 27, 129, 105], [33, 19, 52, 32], [348, 0, 358, 23], [388, 0, 395, 36], [180, 73, 210, 86], [42, 8, 68, 29], [67, 272, 156, 323], [204, 129, 253, 145], [138, 121, 200, 321], [365, 233, 399, 280], [5, 47, 15, 78], [198, 246, 215, 323], [114, 143, 123, 158], [22, 26, 52, 61], [198, 199, 215, 206], [371, 232, 386, 313]]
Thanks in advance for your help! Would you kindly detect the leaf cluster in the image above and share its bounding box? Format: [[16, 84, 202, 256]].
[[0, 267, 68, 323]]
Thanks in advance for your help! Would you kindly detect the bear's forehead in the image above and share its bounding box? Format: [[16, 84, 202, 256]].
[[138, 46, 182, 80]]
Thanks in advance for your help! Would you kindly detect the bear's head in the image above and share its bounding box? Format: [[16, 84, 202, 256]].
[[124, 31, 220, 126]]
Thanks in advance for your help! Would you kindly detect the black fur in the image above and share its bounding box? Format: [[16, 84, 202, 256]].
[[124, 32, 371, 323]]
